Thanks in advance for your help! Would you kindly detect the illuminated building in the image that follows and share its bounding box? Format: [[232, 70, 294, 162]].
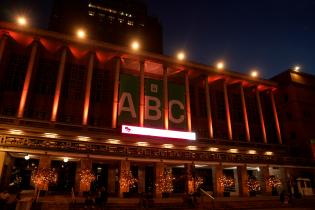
[[0, 21, 313, 197], [49, 0, 163, 53]]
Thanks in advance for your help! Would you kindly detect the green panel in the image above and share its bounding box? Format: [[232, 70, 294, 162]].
[[118, 74, 139, 125], [144, 78, 163, 128], [168, 83, 186, 130]]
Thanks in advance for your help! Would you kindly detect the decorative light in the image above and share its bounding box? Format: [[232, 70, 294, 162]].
[[229, 148, 238, 153], [293, 65, 300, 72], [216, 61, 225, 70], [76, 29, 86, 39], [24, 154, 30, 160], [218, 175, 235, 188], [250, 70, 258, 78], [209, 147, 218, 152], [122, 125, 196, 140], [63, 157, 69, 163], [16, 16, 27, 26], [79, 169, 96, 186], [265, 175, 282, 189], [176, 51, 186, 61], [186, 145, 197, 150], [155, 169, 174, 193], [120, 170, 138, 189], [248, 150, 257, 154], [107, 139, 120, 144], [43, 133, 58, 138], [137, 142, 148, 147], [162, 144, 174, 149], [247, 176, 261, 192], [131, 40, 140, 51], [257, 167, 260, 172], [9, 129, 23, 135], [77, 136, 90, 141], [265, 151, 273, 156], [31, 168, 57, 189]]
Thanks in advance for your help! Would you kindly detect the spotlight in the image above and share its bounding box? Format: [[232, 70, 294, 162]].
[[216, 61, 225, 70], [177, 51, 186, 61], [131, 40, 140, 51], [76, 29, 86, 39], [24, 154, 30, 160], [16, 16, 27, 26], [250, 70, 258, 78]]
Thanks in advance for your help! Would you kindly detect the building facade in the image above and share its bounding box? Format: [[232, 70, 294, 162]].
[[0, 21, 314, 198], [49, 0, 163, 53]]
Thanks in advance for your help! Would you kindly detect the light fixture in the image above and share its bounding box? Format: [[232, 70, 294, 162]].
[[293, 65, 300, 72], [77, 136, 90, 141], [209, 147, 218, 152], [137, 142, 148, 146], [229, 149, 238, 153], [250, 70, 258, 78], [24, 154, 30, 160], [248, 150, 257, 154], [16, 16, 27, 26], [176, 51, 186, 61], [216, 61, 225, 70], [107, 139, 120, 144], [186, 145, 197, 150], [162, 144, 174, 149], [63, 157, 69, 163], [9, 129, 23, 135], [131, 40, 140, 51], [265, 151, 273, 156], [257, 167, 260, 172], [43, 133, 59, 138], [76, 29, 86, 39]]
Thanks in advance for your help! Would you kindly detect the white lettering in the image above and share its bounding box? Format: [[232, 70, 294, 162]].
[[145, 96, 161, 120], [118, 92, 136, 118], [169, 100, 185, 124]]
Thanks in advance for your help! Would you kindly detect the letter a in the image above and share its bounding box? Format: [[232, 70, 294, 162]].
[[118, 92, 136, 118]]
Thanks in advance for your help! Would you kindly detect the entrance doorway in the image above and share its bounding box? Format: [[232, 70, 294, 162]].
[[50, 160, 76, 193]]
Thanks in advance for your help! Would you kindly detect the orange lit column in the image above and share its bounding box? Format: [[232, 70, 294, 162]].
[[17, 41, 38, 118], [112, 57, 121, 128], [163, 65, 169, 129], [270, 90, 282, 144], [185, 71, 192, 132], [223, 80, 232, 140], [240, 84, 250, 141], [0, 34, 8, 64], [205, 76, 213, 139], [139, 60, 145, 127], [51, 48, 67, 122], [256, 88, 267, 143], [82, 53, 95, 125]]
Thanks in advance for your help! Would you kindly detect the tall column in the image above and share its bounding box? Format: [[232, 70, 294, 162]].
[[186, 163, 195, 193], [213, 164, 224, 197], [240, 84, 250, 141], [82, 53, 95, 125], [155, 162, 164, 198], [0, 35, 8, 65], [138, 166, 145, 193], [237, 165, 249, 197], [256, 88, 267, 143], [111, 57, 121, 128], [119, 159, 130, 197], [185, 71, 192, 132], [17, 41, 38, 118], [205, 77, 213, 139], [163, 65, 169, 129], [139, 60, 145, 127], [223, 80, 232, 140], [38, 156, 52, 191], [0, 151, 6, 179], [194, 85, 201, 117], [107, 165, 116, 195], [51, 48, 67, 122], [270, 90, 282, 144]]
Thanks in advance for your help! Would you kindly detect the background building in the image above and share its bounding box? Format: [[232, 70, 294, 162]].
[[49, 0, 163, 53]]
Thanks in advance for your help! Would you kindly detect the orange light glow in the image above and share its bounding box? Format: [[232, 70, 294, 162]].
[[76, 29, 86, 39], [16, 16, 27, 26], [177, 51, 186, 60]]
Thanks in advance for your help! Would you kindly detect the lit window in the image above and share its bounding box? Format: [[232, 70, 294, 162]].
[[127, 20, 134, 26]]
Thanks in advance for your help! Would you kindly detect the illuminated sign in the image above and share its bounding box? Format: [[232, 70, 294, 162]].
[[122, 125, 196, 140]]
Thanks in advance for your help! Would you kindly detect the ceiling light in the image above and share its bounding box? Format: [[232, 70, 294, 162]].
[[77, 136, 90, 141], [107, 139, 120, 144], [248, 150, 257, 154], [162, 144, 174, 149], [9, 129, 23, 135], [186, 145, 197, 150], [265, 151, 273, 156], [43, 133, 58, 138], [209, 147, 218, 152], [137, 142, 148, 146], [63, 157, 69, 163], [24, 154, 30, 160], [229, 149, 238, 153]]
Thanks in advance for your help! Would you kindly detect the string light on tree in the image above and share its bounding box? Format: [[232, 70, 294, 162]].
[[155, 169, 175, 193], [31, 168, 57, 189], [218, 175, 235, 188], [79, 169, 96, 186], [120, 170, 137, 189], [247, 176, 261, 192], [265, 175, 282, 189]]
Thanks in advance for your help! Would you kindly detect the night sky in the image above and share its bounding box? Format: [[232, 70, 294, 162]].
[[1, 0, 315, 78]]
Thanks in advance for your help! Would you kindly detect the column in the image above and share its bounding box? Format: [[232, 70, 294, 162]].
[[119, 159, 130, 197], [51, 48, 67, 122], [205, 77, 213, 139], [240, 84, 250, 141], [155, 162, 164, 198], [256, 88, 267, 143], [76, 158, 92, 193], [194, 85, 201, 117], [0, 35, 8, 65], [139, 60, 145, 127], [213, 164, 224, 197], [138, 166, 145, 193], [107, 165, 116, 195], [185, 71, 192, 132], [186, 163, 195, 193], [111, 57, 121, 128], [259, 166, 271, 195], [163, 65, 169, 129], [237, 165, 249, 197], [223, 80, 232, 140], [82, 53, 95, 125], [270, 90, 282, 144], [17, 41, 38, 118], [0, 151, 6, 179]]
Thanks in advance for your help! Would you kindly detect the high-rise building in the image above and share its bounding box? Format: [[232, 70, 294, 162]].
[[49, 0, 163, 53]]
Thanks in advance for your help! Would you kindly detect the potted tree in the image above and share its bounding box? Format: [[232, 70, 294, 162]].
[[218, 175, 234, 197]]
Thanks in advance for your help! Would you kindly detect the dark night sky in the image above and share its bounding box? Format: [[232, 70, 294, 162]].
[[1, 0, 315, 78]]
